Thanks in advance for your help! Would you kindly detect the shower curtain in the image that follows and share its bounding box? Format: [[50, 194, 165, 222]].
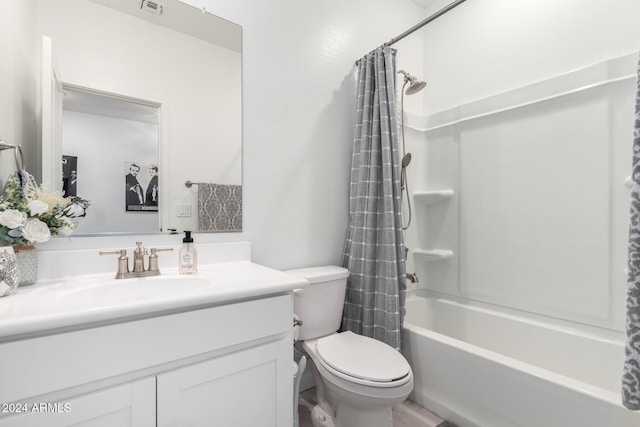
[[341, 47, 407, 351], [624, 52, 640, 410]]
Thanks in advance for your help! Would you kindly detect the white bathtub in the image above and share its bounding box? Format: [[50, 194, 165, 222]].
[[402, 296, 640, 427]]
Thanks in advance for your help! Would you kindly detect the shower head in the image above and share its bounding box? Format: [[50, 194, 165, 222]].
[[398, 69, 426, 95], [401, 152, 412, 168], [405, 79, 427, 95]]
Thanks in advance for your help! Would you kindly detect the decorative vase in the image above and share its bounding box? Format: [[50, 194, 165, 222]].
[[14, 246, 37, 287], [0, 246, 19, 297]]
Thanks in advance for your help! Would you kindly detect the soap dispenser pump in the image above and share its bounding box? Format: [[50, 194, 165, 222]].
[[179, 231, 198, 274]]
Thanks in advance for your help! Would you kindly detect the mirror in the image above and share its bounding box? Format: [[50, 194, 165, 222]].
[[35, 0, 242, 234]]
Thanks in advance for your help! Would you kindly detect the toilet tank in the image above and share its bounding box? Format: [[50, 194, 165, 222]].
[[286, 266, 349, 341]]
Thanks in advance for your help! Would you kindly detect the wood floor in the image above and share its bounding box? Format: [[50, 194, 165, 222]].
[[297, 388, 452, 427]]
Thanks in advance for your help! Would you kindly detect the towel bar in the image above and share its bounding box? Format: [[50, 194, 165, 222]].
[[0, 140, 24, 170], [185, 180, 206, 188]]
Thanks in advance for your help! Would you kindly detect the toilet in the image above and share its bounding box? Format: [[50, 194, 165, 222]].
[[287, 266, 414, 427]]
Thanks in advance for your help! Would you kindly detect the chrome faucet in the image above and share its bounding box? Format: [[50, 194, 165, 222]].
[[100, 242, 174, 279]]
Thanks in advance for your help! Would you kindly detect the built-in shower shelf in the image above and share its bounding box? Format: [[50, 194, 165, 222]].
[[413, 190, 454, 205], [413, 249, 454, 261]]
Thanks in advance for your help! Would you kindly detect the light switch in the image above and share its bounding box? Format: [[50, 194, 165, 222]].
[[177, 204, 191, 217]]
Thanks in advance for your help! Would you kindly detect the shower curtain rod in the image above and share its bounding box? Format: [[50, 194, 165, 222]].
[[356, 0, 467, 64]]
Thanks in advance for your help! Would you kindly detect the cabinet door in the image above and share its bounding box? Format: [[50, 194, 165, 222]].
[[157, 338, 292, 427], [0, 377, 155, 427]]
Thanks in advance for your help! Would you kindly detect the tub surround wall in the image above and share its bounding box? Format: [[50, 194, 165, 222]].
[[400, 0, 640, 328], [404, 53, 637, 332]]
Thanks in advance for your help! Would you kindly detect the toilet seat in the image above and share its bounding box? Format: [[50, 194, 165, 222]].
[[315, 331, 412, 388]]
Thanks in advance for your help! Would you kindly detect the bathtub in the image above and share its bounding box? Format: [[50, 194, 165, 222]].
[[402, 295, 640, 427]]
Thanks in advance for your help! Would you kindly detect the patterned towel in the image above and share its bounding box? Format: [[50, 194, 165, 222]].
[[623, 52, 640, 410], [3, 169, 38, 196], [197, 183, 242, 232]]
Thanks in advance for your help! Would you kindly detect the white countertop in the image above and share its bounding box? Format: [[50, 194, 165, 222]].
[[0, 261, 307, 341]]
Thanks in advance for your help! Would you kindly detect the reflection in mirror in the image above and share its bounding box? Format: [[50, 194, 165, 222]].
[[62, 87, 160, 233], [35, 0, 242, 235]]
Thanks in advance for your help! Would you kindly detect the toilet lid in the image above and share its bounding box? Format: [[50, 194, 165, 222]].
[[316, 331, 411, 382]]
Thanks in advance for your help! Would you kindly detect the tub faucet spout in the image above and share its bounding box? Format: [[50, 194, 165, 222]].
[[406, 272, 418, 283]]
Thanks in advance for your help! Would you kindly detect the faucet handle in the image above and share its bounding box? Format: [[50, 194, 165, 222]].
[[148, 247, 174, 272], [99, 249, 130, 279], [99, 249, 127, 257], [152, 248, 174, 253]]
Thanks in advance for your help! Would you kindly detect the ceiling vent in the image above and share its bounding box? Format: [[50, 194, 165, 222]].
[[140, 0, 164, 15]]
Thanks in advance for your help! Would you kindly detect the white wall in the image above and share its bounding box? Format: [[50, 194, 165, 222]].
[[0, 0, 37, 183]]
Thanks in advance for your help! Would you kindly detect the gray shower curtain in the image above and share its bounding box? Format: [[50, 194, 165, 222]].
[[624, 52, 640, 410], [341, 47, 407, 351]]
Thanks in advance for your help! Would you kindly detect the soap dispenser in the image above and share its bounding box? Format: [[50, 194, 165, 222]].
[[179, 231, 198, 274]]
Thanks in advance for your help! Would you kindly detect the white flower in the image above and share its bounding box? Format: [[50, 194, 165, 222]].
[[0, 209, 27, 229], [21, 218, 51, 243], [28, 200, 49, 216], [65, 203, 85, 218]]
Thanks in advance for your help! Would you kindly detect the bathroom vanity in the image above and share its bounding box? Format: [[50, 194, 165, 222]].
[[0, 244, 305, 427]]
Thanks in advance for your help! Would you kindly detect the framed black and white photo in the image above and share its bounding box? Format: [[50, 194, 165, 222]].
[[124, 161, 159, 212], [62, 155, 78, 197]]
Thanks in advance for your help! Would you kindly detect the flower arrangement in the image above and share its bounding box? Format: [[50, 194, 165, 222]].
[[0, 176, 90, 246]]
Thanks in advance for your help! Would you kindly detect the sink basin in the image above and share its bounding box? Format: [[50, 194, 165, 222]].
[[59, 275, 214, 302]]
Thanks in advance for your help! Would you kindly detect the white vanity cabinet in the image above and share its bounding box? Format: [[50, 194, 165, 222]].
[[0, 294, 293, 427], [0, 377, 157, 427]]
